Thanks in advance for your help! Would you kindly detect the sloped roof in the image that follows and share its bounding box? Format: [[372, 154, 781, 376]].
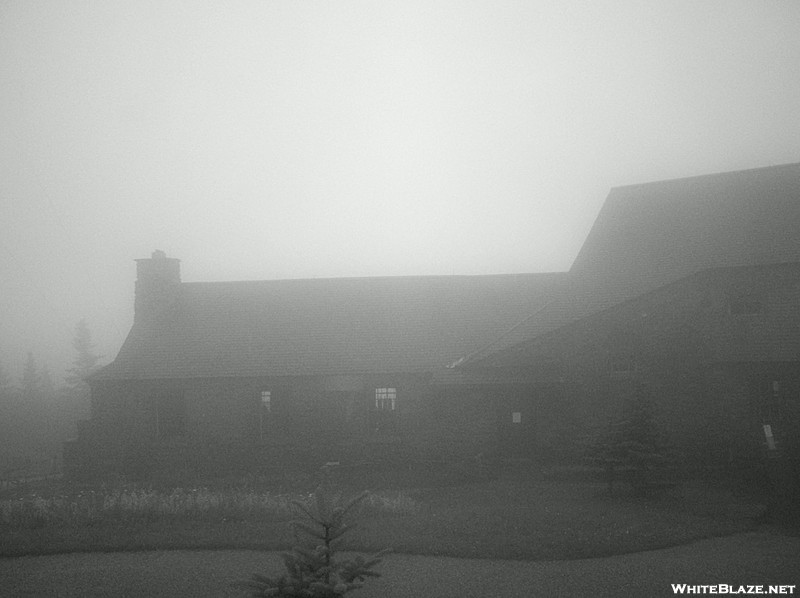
[[571, 162, 800, 279], [471, 262, 800, 370], [93, 273, 564, 380], [463, 162, 800, 366]]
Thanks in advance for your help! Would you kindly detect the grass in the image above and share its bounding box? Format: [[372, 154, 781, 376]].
[[0, 465, 766, 560]]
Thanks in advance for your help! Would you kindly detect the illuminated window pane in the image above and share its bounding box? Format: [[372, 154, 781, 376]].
[[375, 387, 396, 411]]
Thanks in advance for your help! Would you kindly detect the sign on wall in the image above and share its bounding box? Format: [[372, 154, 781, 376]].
[[763, 424, 776, 451]]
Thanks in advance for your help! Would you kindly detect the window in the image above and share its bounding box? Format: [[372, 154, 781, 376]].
[[512, 412, 522, 424], [261, 390, 271, 413], [375, 387, 396, 411], [372, 387, 398, 435]]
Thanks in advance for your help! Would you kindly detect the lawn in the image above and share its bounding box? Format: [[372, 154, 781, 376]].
[[0, 464, 765, 560]]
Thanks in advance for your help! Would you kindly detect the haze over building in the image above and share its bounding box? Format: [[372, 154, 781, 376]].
[[2, 1, 799, 382]]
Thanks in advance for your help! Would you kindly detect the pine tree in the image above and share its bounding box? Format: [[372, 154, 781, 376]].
[[39, 364, 55, 399], [21, 352, 40, 404], [592, 385, 673, 495], [0, 360, 13, 407], [0, 360, 10, 391], [65, 319, 101, 389], [64, 319, 101, 421], [8, 352, 44, 468], [0, 360, 18, 468], [237, 470, 388, 597], [38, 363, 60, 445]]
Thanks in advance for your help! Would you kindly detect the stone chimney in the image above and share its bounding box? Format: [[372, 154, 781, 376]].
[[134, 250, 181, 324]]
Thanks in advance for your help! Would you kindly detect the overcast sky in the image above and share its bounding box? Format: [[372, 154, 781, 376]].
[[2, 0, 799, 382]]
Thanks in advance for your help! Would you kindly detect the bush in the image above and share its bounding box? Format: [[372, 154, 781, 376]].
[[236, 470, 388, 597], [591, 387, 677, 496]]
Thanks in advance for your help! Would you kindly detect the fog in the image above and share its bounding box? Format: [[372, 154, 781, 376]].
[[2, 0, 800, 388]]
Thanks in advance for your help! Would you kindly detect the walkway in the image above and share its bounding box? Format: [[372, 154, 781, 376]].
[[2, 531, 798, 597]]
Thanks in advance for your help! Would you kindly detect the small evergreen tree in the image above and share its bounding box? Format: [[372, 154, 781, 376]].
[[20, 352, 40, 405], [0, 359, 13, 414], [64, 319, 102, 421], [11, 353, 48, 467], [0, 360, 18, 469], [39, 364, 56, 401], [237, 473, 388, 597], [592, 385, 673, 495], [65, 319, 101, 390], [0, 360, 11, 395]]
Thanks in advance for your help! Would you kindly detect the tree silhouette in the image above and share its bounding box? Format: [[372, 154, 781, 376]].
[[0, 360, 13, 404], [21, 352, 40, 405], [65, 319, 101, 390], [64, 319, 102, 421], [592, 385, 673, 495]]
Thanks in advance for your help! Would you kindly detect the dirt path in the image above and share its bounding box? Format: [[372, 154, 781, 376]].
[[2, 531, 799, 597]]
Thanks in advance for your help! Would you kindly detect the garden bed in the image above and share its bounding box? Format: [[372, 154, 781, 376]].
[[0, 466, 765, 560]]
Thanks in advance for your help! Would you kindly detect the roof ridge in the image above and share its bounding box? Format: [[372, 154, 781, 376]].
[[453, 293, 564, 367], [180, 271, 567, 286], [466, 260, 800, 368], [609, 161, 800, 192]]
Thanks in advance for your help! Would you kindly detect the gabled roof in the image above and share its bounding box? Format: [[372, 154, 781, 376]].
[[463, 162, 800, 366], [571, 161, 800, 280], [471, 261, 800, 370], [93, 273, 565, 381]]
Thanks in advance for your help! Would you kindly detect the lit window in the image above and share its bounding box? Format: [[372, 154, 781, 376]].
[[375, 387, 396, 411], [261, 390, 271, 413]]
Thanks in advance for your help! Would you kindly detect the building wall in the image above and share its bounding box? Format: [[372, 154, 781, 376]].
[[76, 371, 497, 477], [73, 263, 800, 477], [423, 385, 497, 461], [475, 265, 800, 466]]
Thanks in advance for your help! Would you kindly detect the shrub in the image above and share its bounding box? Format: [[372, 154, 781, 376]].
[[0, 482, 419, 530], [591, 387, 676, 496], [236, 473, 388, 597]]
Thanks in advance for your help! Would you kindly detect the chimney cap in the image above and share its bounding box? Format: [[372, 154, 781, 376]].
[[135, 251, 180, 265]]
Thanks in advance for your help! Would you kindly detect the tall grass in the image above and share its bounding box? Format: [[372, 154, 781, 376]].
[[0, 475, 763, 560], [0, 486, 419, 528]]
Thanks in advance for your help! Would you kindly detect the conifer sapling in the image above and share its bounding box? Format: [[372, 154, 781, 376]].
[[237, 475, 388, 597]]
